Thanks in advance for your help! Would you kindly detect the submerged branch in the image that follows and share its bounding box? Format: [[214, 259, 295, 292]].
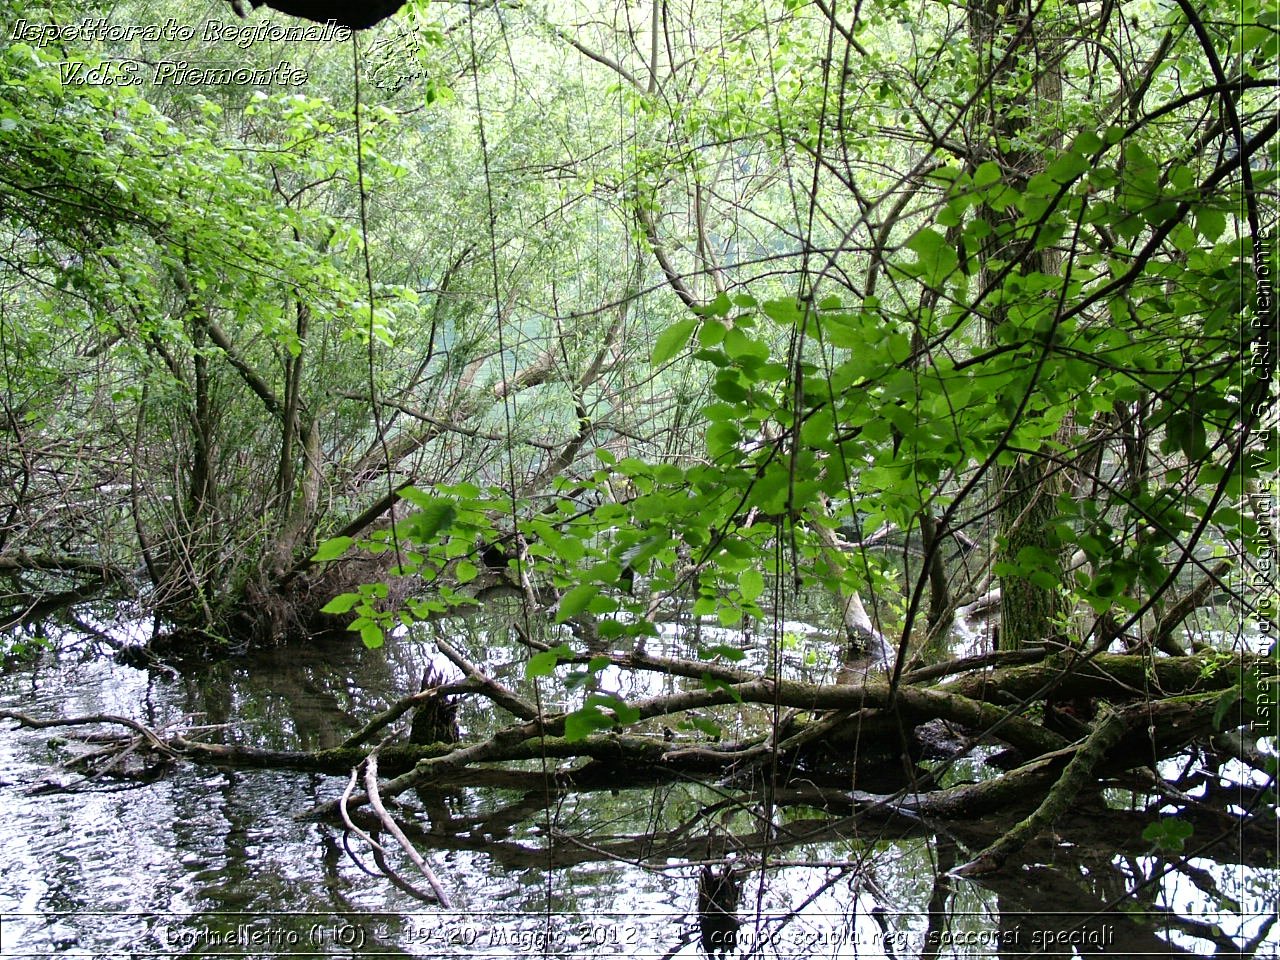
[[5, 647, 1266, 880], [364, 750, 453, 906]]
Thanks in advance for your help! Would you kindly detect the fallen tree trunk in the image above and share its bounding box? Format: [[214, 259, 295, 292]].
[[3, 649, 1265, 878]]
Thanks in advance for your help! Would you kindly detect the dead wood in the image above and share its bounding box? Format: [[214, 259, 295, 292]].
[[4, 643, 1265, 881]]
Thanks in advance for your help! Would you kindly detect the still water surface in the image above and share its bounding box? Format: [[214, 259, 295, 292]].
[[0, 632, 1274, 958]]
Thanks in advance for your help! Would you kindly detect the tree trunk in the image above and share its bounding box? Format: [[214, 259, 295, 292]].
[[968, 0, 1068, 651]]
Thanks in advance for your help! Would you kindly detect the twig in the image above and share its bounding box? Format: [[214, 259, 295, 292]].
[[369, 841, 445, 904], [337, 760, 437, 902], [364, 750, 453, 906], [338, 765, 382, 854], [340, 688, 447, 749], [434, 635, 538, 720], [1154, 559, 1231, 654], [0, 709, 178, 756]]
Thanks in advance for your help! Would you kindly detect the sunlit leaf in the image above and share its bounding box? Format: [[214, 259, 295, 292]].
[[311, 536, 355, 562], [652, 318, 699, 366]]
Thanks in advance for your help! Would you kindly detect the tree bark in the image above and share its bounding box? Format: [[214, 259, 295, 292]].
[[967, 0, 1068, 651]]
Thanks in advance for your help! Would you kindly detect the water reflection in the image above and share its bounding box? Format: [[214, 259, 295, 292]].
[[0, 629, 1274, 957]]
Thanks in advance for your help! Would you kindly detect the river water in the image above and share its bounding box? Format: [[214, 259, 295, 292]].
[[0, 627, 1275, 958]]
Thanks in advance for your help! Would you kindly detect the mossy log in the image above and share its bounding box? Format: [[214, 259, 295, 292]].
[[3, 649, 1264, 878]]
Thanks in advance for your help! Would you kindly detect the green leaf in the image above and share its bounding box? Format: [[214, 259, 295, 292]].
[[973, 160, 1002, 188], [562, 695, 638, 741], [681, 715, 722, 738], [707, 421, 741, 458], [398, 484, 437, 509], [701, 674, 744, 701], [585, 693, 640, 725], [906, 226, 958, 285], [319, 592, 361, 615], [717, 604, 743, 626], [699, 320, 728, 347], [762, 299, 801, 325], [557, 583, 598, 621], [740, 568, 765, 601], [359, 622, 385, 649], [652, 318, 699, 365], [526, 644, 572, 678], [1212, 689, 1242, 730], [712, 373, 749, 402], [1166, 411, 1208, 461], [455, 559, 478, 583], [401, 499, 458, 542], [697, 292, 733, 318], [563, 706, 614, 742], [1045, 149, 1089, 184], [1195, 207, 1226, 241], [311, 536, 355, 562], [587, 594, 620, 615], [1071, 130, 1104, 155], [722, 327, 769, 363], [1142, 818, 1193, 852]]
